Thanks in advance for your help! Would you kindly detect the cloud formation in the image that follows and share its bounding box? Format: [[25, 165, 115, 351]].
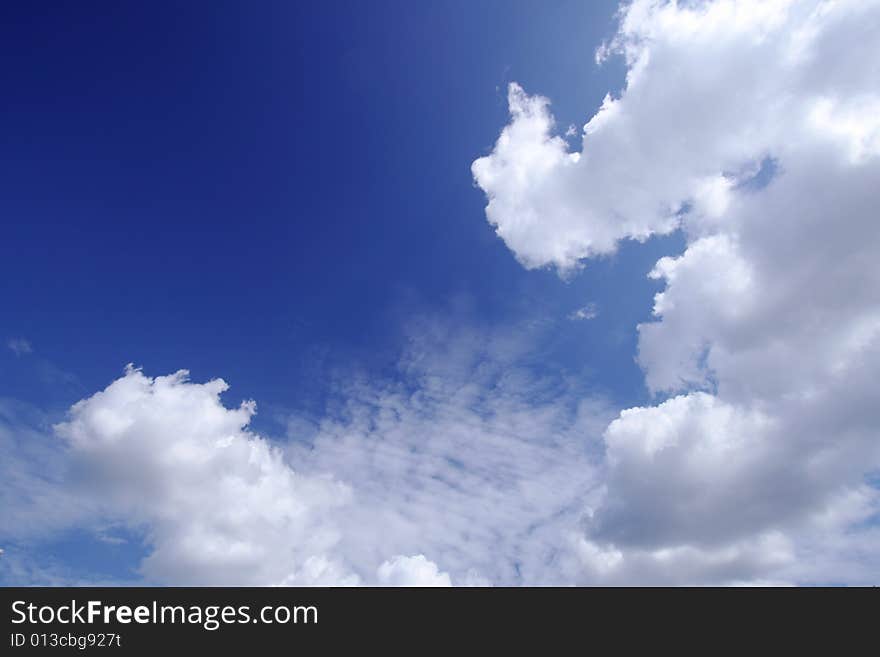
[[473, 0, 880, 272], [5, 0, 880, 587], [377, 555, 452, 587], [569, 303, 599, 321], [54, 366, 357, 586], [474, 0, 880, 584], [3, 319, 612, 586]]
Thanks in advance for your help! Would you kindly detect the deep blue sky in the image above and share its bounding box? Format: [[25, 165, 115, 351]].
[[1, 0, 681, 430]]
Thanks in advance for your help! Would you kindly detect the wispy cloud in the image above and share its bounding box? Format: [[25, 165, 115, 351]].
[[7, 338, 32, 356], [5, 0, 880, 587], [569, 303, 598, 321], [1, 316, 613, 585]]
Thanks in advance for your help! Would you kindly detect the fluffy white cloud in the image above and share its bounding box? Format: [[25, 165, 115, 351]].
[[6, 0, 880, 587], [54, 366, 358, 586], [1, 318, 612, 586], [474, 0, 880, 584], [377, 555, 452, 587], [474, 0, 880, 270]]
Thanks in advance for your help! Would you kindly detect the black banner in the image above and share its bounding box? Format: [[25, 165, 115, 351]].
[[1, 587, 875, 653]]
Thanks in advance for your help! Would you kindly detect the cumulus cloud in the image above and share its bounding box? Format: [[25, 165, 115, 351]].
[[473, 0, 880, 584], [376, 555, 452, 587], [54, 365, 358, 586], [2, 318, 613, 586], [474, 0, 880, 271], [6, 0, 880, 587]]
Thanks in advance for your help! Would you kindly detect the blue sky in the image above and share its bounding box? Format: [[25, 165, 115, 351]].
[[1, 0, 660, 415], [3, 1, 879, 586], [1, 0, 655, 583]]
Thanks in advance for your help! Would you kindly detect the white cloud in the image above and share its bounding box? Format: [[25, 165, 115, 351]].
[[278, 317, 614, 585], [5, 0, 880, 587], [473, 0, 880, 584], [377, 555, 452, 587], [3, 318, 613, 586], [52, 365, 358, 586], [0, 399, 88, 538], [473, 0, 880, 271], [282, 319, 612, 585], [569, 303, 599, 321]]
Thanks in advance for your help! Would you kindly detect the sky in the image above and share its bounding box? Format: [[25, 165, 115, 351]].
[[2, 0, 879, 586]]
